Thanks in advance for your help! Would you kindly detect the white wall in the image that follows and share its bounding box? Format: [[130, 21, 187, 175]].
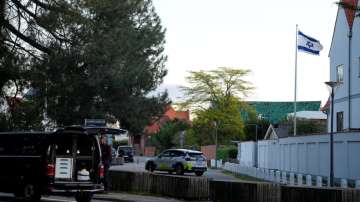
[[237, 141, 256, 167], [239, 132, 360, 180], [329, 1, 360, 130]]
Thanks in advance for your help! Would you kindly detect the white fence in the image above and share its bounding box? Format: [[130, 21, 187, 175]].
[[258, 132, 360, 180], [236, 132, 360, 181], [223, 162, 360, 188], [237, 141, 256, 167]]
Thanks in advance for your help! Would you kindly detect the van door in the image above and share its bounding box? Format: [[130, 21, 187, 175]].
[[53, 134, 100, 183], [54, 135, 75, 181], [75, 135, 100, 182]]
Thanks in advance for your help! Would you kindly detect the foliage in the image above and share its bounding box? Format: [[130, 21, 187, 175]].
[[1, 0, 169, 132], [228, 147, 238, 159], [180, 67, 253, 110], [288, 119, 326, 135], [217, 145, 238, 160], [179, 67, 253, 145], [149, 119, 190, 152], [243, 118, 271, 141]]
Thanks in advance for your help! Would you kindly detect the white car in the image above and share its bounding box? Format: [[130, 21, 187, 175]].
[[145, 149, 207, 176]]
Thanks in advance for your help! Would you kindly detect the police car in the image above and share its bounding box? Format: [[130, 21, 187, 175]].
[[145, 149, 207, 176]]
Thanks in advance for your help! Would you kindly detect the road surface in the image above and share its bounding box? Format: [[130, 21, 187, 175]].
[[110, 156, 239, 182], [0, 192, 205, 202]]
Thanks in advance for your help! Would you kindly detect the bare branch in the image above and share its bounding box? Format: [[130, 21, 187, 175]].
[[4, 19, 51, 54]]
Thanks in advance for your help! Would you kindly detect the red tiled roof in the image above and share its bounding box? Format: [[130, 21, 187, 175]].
[[343, 0, 358, 28], [320, 98, 330, 112], [144, 106, 190, 135]]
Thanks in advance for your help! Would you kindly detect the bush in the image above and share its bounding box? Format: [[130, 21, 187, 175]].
[[228, 147, 238, 159], [216, 145, 238, 161]]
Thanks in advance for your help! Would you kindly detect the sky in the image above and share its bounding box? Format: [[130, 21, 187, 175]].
[[152, 0, 339, 105]]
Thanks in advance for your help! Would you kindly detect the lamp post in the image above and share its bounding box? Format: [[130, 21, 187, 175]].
[[325, 81, 341, 187], [213, 121, 218, 168]]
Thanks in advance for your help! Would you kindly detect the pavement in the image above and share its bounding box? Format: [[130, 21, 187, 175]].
[[0, 156, 237, 202]]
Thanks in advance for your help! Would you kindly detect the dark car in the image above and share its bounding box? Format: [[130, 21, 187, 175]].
[[117, 146, 134, 163], [0, 126, 126, 202]]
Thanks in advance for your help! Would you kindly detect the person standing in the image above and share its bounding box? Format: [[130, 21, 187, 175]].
[[100, 135, 112, 192]]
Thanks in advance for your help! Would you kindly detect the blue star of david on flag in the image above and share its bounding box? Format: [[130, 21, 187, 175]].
[[297, 31, 323, 55]]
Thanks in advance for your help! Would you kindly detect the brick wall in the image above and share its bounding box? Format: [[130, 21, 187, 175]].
[[144, 146, 156, 156], [201, 145, 216, 160]]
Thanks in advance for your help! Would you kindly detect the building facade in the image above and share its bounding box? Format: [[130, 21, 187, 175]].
[[244, 101, 321, 124], [329, 0, 360, 131]]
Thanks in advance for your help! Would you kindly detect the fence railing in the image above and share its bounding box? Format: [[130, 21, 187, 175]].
[[223, 162, 360, 189]]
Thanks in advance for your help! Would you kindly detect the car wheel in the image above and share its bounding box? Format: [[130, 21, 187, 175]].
[[75, 192, 93, 202], [148, 162, 155, 172], [18, 182, 41, 202], [175, 164, 184, 175], [195, 171, 204, 176]]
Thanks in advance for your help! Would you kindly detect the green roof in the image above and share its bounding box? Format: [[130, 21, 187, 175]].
[[244, 101, 321, 124]]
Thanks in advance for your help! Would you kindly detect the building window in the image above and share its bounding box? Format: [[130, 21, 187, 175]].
[[336, 112, 344, 132], [336, 64, 344, 82]]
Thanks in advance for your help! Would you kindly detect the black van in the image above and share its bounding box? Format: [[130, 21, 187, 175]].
[[0, 126, 126, 202]]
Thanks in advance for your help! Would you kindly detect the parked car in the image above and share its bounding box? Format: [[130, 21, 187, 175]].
[[0, 126, 126, 202], [145, 149, 207, 176], [117, 146, 134, 163]]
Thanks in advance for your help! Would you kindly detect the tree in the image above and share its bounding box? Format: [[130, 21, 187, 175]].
[[1, 0, 169, 132], [180, 67, 253, 144], [180, 67, 253, 110], [149, 119, 190, 152]]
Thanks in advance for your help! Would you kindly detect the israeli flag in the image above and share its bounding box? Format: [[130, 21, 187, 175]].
[[297, 31, 323, 55]]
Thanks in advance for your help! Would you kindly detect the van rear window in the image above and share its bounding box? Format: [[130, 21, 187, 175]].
[[77, 136, 94, 156], [55, 137, 73, 156]]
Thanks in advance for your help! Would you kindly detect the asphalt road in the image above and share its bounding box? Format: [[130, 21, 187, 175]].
[[110, 157, 239, 182], [0, 192, 196, 202]]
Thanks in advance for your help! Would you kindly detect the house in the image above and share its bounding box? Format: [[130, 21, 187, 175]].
[[243, 101, 321, 124], [263, 124, 292, 140], [328, 0, 360, 132], [130, 105, 190, 155]]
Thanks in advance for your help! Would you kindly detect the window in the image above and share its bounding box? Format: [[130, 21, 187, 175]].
[[336, 64, 344, 82], [336, 112, 344, 132], [160, 151, 171, 157], [55, 136, 73, 156]]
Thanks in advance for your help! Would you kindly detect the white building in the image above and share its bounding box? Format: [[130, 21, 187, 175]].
[[329, 0, 360, 132]]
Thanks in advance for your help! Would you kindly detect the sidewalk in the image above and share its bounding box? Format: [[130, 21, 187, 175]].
[[94, 192, 210, 202]]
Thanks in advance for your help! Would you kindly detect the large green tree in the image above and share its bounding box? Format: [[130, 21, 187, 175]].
[[180, 67, 254, 144], [1, 0, 169, 132]]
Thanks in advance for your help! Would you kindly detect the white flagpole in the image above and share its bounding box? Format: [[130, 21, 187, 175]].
[[294, 24, 298, 136]]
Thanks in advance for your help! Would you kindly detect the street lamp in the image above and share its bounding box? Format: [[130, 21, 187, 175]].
[[213, 121, 218, 168], [325, 81, 341, 187]]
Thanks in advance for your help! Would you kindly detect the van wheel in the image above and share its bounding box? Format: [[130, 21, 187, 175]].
[[17, 183, 41, 202], [175, 164, 184, 175], [195, 171, 204, 176], [75, 192, 93, 202]]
